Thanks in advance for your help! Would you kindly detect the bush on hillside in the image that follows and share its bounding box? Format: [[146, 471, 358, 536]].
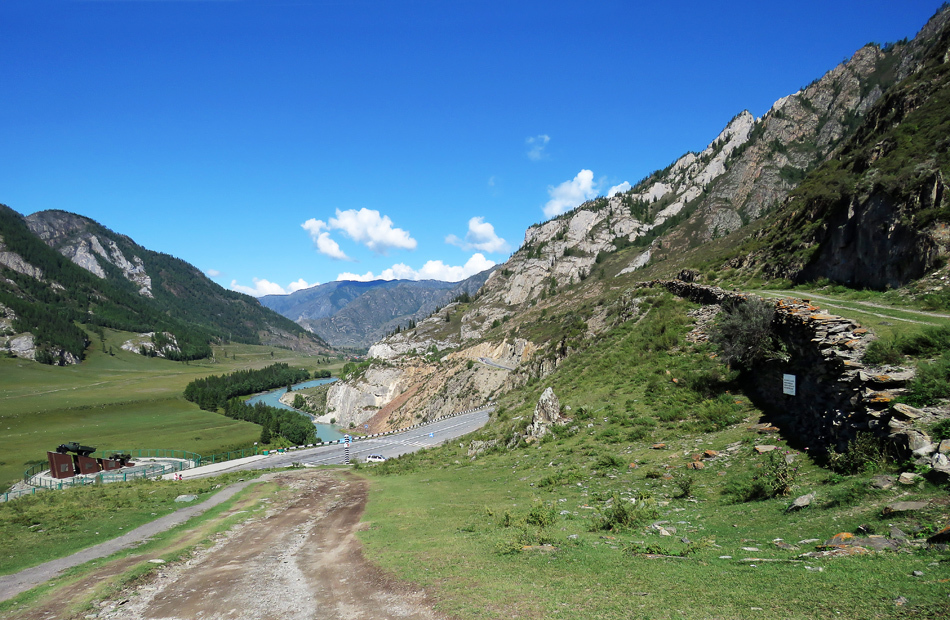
[[709, 297, 787, 370], [903, 352, 950, 406]]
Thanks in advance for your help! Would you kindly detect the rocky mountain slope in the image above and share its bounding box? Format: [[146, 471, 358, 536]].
[[313, 6, 950, 432], [260, 269, 492, 349], [0, 206, 329, 364]]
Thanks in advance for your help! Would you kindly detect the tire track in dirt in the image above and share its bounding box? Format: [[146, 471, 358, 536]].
[[102, 470, 447, 620]]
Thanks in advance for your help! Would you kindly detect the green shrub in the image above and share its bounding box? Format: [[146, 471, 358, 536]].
[[723, 450, 799, 502], [525, 502, 558, 529], [591, 493, 657, 531], [826, 432, 892, 475], [710, 297, 787, 370], [862, 339, 905, 365], [903, 352, 950, 406], [594, 454, 625, 470], [692, 395, 744, 431], [932, 419, 950, 442]]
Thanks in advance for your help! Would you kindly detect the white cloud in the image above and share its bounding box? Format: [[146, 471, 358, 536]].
[[329, 208, 416, 253], [205, 268, 222, 277], [230, 277, 317, 297], [336, 253, 495, 283], [230, 278, 290, 297], [301, 218, 351, 260], [287, 279, 314, 293], [445, 217, 510, 254], [607, 181, 631, 197], [526, 134, 550, 161], [543, 169, 599, 218]]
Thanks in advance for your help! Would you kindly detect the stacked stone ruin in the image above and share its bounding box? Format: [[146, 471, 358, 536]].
[[642, 279, 949, 476]]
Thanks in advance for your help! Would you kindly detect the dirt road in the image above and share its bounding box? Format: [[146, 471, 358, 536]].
[[7, 470, 448, 620]]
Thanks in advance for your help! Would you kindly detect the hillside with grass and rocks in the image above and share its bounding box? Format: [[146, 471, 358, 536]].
[[299, 6, 950, 492]]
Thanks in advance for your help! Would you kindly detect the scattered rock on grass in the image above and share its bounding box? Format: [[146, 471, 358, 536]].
[[786, 493, 814, 513]]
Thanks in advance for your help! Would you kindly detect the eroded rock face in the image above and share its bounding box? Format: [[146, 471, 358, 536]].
[[0, 234, 44, 280], [25, 211, 154, 297]]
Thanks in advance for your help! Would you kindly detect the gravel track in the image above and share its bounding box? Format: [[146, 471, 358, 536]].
[[4, 470, 448, 620]]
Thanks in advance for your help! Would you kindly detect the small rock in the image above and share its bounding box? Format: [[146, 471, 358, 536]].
[[703, 450, 719, 459], [741, 547, 760, 552], [786, 492, 814, 513], [754, 445, 778, 454], [870, 475, 896, 490], [889, 526, 909, 542], [912, 570, 924, 577], [651, 443, 667, 450], [897, 472, 922, 485], [774, 541, 800, 551], [174, 494, 198, 503], [891, 403, 924, 420], [895, 596, 909, 606], [884, 500, 929, 514], [804, 566, 823, 572], [147, 559, 166, 564], [686, 461, 705, 470]]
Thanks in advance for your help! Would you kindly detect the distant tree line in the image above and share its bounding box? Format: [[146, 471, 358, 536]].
[[222, 399, 317, 445], [183, 362, 311, 411]]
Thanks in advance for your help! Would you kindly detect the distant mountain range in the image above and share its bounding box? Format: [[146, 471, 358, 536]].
[[0, 207, 329, 364], [260, 270, 494, 349]]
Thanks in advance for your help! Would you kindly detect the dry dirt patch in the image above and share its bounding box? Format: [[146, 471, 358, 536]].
[[8, 470, 449, 620]]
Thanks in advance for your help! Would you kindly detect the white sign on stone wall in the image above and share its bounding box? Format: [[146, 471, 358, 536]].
[[783, 374, 797, 396]]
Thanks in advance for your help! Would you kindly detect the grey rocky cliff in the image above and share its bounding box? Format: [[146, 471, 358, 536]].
[[0, 234, 44, 281], [26, 210, 153, 297]]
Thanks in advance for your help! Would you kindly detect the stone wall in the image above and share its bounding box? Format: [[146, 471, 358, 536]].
[[646, 280, 920, 454]]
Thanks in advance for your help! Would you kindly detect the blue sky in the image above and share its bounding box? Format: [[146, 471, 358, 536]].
[[1, 0, 944, 296]]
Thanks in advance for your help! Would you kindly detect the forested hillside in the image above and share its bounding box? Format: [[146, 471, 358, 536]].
[[0, 206, 330, 364]]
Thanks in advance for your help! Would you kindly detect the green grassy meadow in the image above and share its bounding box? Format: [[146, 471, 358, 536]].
[[0, 326, 337, 490]]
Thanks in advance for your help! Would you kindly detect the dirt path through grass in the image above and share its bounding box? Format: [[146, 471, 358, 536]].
[[0, 476, 265, 603], [3, 470, 447, 620], [761, 290, 950, 324]]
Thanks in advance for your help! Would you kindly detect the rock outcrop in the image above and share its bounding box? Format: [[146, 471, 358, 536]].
[[526, 387, 567, 439], [26, 211, 154, 297]]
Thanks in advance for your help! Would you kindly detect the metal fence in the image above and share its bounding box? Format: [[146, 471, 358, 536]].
[[4, 449, 230, 503]]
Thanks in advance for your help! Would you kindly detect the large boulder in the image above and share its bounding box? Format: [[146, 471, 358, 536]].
[[527, 387, 566, 438]]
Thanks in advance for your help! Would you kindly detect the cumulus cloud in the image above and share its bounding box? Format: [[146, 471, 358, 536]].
[[607, 181, 631, 197], [287, 279, 313, 293], [205, 268, 222, 277], [526, 134, 550, 161], [230, 277, 316, 297], [445, 217, 510, 254], [336, 253, 495, 283], [301, 218, 351, 260], [329, 208, 416, 253], [543, 169, 599, 218]]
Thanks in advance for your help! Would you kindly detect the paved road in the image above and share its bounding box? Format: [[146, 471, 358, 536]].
[[247, 407, 492, 469], [477, 357, 515, 371]]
